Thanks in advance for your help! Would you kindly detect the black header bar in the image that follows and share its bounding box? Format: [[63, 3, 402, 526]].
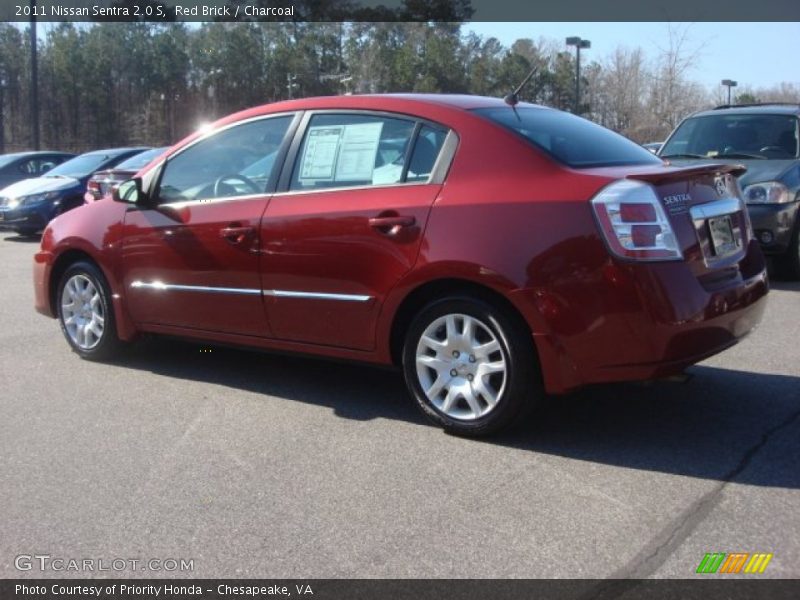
[[1, 0, 799, 22]]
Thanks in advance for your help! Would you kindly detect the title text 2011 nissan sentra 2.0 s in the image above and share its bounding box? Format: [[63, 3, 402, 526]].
[[33, 95, 768, 436]]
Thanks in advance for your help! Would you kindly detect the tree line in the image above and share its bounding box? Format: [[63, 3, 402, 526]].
[[0, 21, 797, 154]]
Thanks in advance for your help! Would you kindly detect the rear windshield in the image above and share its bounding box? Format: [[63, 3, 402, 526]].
[[115, 147, 167, 171], [46, 153, 114, 178], [473, 107, 662, 168], [660, 113, 799, 160]]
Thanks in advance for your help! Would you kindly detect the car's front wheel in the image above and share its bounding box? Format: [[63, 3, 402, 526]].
[[776, 216, 800, 280], [402, 296, 540, 436], [57, 261, 124, 360]]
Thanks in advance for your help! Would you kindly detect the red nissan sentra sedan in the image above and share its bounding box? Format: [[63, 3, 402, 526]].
[[33, 95, 768, 436]]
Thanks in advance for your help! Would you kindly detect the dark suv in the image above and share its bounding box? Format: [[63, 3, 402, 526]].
[[659, 104, 800, 277]]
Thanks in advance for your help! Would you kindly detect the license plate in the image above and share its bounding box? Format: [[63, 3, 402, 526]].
[[708, 215, 737, 257]]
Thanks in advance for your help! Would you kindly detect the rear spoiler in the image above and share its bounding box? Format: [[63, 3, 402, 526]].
[[626, 162, 746, 185]]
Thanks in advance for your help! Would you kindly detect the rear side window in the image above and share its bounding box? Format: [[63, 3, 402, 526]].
[[289, 114, 445, 191], [661, 114, 799, 160], [473, 107, 662, 168], [407, 125, 447, 182]]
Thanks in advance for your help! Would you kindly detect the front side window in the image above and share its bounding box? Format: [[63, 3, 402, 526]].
[[289, 113, 444, 191], [661, 114, 799, 160], [22, 157, 63, 175], [19, 159, 40, 175], [158, 116, 293, 204]]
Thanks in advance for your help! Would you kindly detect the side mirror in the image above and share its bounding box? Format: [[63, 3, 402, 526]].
[[112, 178, 146, 205]]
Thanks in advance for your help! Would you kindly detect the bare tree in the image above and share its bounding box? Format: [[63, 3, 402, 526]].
[[647, 24, 709, 139], [596, 46, 649, 138]]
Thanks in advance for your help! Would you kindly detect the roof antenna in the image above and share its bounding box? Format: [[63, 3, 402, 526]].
[[504, 65, 539, 107]]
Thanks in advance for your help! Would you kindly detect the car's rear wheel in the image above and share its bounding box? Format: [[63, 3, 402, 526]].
[[402, 296, 540, 436], [15, 227, 40, 237], [57, 261, 123, 360]]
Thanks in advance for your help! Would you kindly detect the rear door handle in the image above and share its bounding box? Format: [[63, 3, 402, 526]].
[[220, 225, 255, 245], [368, 215, 416, 235]]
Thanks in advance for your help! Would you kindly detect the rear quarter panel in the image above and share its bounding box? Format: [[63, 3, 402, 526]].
[[375, 117, 619, 388]]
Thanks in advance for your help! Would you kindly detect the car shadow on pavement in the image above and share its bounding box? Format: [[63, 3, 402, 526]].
[[115, 337, 800, 489], [769, 280, 800, 291], [503, 366, 800, 490], [121, 338, 421, 424], [1, 232, 41, 243]]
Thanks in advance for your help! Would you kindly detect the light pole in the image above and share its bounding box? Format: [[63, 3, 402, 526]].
[[30, 0, 39, 150], [287, 74, 298, 100], [721, 79, 738, 105], [320, 73, 353, 95], [566, 36, 591, 114]]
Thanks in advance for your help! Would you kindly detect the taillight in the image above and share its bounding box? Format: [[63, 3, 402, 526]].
[[591, 179, 682, 261]]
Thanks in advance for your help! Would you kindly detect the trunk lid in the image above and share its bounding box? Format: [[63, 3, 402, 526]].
[[588, 162, 754, 283]]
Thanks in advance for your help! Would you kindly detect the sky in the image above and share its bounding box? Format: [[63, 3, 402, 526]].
[[463, 22, 800, 92]]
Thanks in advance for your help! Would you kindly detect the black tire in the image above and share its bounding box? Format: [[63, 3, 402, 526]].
[[775, 218, 800, 280], [14, 227, 40, 237], [56, 260, 124, 361], [402, 296, 541, 437]]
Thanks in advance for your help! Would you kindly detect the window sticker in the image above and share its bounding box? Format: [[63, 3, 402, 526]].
[[334, 122, 384, 182], [299, 126, 343, 181], [299, 121, 384, 184]]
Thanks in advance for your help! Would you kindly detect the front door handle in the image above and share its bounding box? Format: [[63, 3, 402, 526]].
[[368, 215, 416, 236], [220, 225, 255, 245]]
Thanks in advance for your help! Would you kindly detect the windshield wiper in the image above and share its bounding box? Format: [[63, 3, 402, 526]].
[[660, 153, 705, 159]]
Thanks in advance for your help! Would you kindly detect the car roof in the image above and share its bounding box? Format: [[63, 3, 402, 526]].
[[691, 104, 800, 118], [271, 94, 544, 111], [218, 94, 551, 125], [0, 151, 74, 159]]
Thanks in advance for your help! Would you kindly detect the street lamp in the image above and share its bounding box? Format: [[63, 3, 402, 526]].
[[721, 79, 738, 105], [566, 36, 591, 114], [30, 0, 39, 150]]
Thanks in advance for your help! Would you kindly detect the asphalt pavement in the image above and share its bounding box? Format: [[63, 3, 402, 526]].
[[1, 231, 798, 579]]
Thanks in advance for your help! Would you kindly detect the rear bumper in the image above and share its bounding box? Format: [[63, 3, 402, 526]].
[[747, 200, 799, 254], [581, 272, 767, 383], [512, 241, 769, 394]]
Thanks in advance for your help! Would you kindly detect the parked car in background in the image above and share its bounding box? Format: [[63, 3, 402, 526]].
[[642, 142, 663, 154], [0, 151, 75, 189], [659, 103, 800, 277], [34, 95, 767, 436], [84, 147, 166, 203], [0, 147, 148, 236]]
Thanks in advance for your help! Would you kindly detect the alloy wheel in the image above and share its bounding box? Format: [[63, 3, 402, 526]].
[[415, 313, 507, 420], [60, 273, 105, 350]]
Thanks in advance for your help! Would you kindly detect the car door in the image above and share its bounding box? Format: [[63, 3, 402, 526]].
[[260, 112, 451, 350], [121, 113, 298, 337]]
